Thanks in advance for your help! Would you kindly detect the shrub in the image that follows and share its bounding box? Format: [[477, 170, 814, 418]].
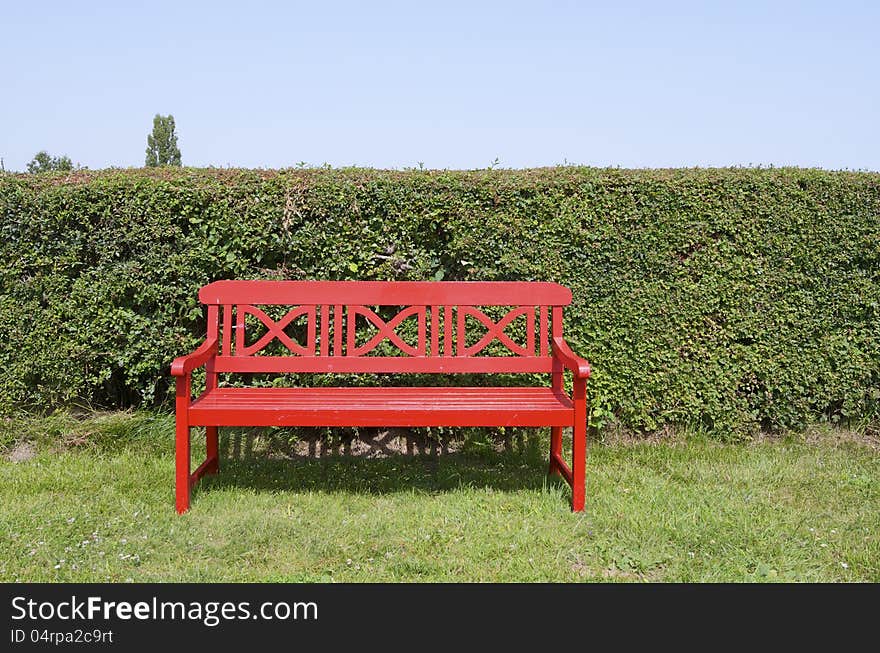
[[1, 166, 878, 435]]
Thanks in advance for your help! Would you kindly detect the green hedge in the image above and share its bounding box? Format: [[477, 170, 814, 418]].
[[1, 166, 878, 434]]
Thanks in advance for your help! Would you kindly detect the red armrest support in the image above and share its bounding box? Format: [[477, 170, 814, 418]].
[[551, 336, 591, 379], [171, 337, 219, 377]]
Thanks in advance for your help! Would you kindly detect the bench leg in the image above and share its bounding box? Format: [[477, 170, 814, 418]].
[[571, 420, 586, 512], [175, 413, 191, 515], [206, 426, 219, 474], [548, 426, 563, 476]]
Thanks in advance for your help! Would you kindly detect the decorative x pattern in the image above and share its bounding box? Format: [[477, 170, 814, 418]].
[[457, 307, 535, 357], [236, 305, 316, 356], [347, 306, 425, 356]]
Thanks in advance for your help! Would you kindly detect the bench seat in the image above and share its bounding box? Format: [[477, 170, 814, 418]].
[[189, 386, 574, 427]]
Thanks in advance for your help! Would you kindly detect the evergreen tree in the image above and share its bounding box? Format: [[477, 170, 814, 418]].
[[145, 114, 182, 166]]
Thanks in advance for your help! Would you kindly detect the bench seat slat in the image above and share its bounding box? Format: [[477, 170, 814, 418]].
[[188, 386, 573, 427]]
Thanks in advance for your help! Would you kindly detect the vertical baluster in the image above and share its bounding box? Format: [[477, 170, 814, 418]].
[[205, 305, 219, 391], [526, 307, 536, 357], [552, 306, 563, 394], [539, 306, 548, 357], [552, 306, 563, 339], [206, 305, 219, 340], [456, 306, 466, 356], [222, 304, 232, 355], [320, 304, 330, 357], [307, 306, 317, 354], [416, 306, 425, 356], [444, 306, 453, 357], [431, 306, 440, 357], [334, 305, 343, 356], [346, 306, 357, 356], [235, 305, 246, 355]]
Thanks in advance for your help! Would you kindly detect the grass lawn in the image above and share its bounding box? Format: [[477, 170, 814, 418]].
[[1, 411, 878, 582]]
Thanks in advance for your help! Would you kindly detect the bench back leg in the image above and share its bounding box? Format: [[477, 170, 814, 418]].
[[175, 413, 191, 514], [206, 426, 219, 474], [548, 427, 563, 477]]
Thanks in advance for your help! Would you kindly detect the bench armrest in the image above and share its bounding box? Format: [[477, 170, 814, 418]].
[[551, 336, 591, 379], [171, 337, 219, 377]]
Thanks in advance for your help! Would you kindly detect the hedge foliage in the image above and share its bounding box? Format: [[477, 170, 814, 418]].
[[1, 166, 878, 435]]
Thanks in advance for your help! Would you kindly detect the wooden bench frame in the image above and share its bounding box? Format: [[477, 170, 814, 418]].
[[171, 281, 591, 514]]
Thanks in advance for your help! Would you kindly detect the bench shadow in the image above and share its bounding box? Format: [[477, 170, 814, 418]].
[[196, 427, 555, 496]]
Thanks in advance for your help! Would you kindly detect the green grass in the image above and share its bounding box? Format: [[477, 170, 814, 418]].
[[1, 412, 878, 582]]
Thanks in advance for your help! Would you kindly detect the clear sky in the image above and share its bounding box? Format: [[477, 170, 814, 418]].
[[2, 1, 878, 172]]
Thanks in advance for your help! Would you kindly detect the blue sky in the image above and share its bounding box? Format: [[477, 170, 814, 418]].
[[2, 1, 878, 171]]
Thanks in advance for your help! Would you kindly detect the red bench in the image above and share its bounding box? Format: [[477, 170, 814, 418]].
[[171, 281, 591, 514]]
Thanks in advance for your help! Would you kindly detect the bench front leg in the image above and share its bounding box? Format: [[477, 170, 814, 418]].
[[175, 375, 191, 514], [571, 376, 587, 512], [548, 427, 563, 477]]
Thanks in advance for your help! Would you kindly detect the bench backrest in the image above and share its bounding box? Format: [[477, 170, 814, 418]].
[[199, 281, 571, 375]]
